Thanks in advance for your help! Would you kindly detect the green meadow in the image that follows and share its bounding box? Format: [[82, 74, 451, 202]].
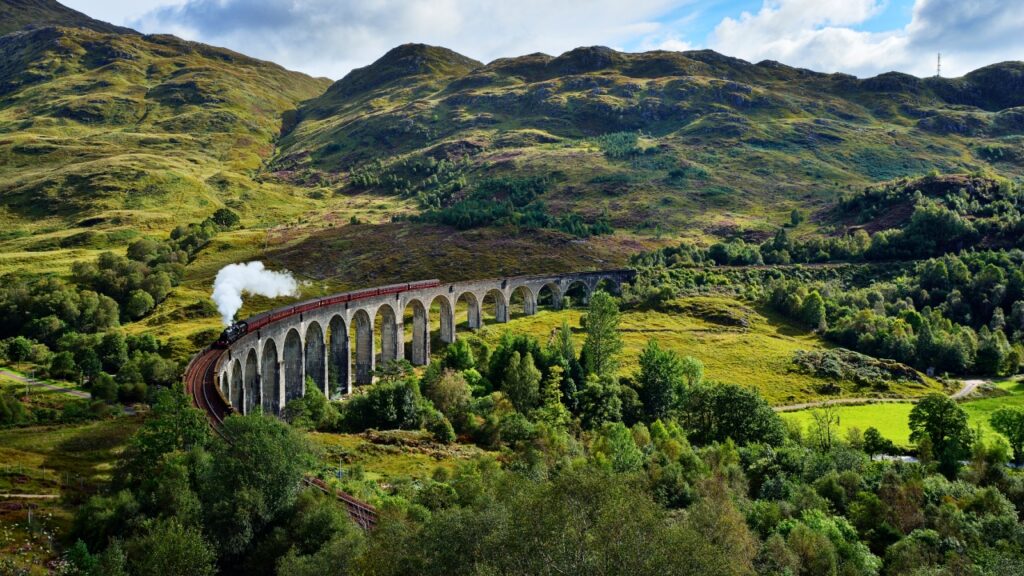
[[475, 296, 944, 405], [782, 378, 1024, 447]]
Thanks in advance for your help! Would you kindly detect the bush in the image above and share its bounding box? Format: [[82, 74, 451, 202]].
[[283, 383, 339, 430], [425, 409, 456, 444], [340, 378, 424, 432]]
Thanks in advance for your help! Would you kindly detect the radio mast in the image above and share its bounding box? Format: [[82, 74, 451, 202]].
[[936, 53, 941, 78]]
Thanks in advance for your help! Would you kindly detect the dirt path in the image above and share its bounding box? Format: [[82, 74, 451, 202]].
[[951, 378, 986, 400], [0, 368, 90, 399], [774, 378, 983, 412]]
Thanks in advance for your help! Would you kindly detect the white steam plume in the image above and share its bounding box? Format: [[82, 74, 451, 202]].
[[212, 261, 299, 325]]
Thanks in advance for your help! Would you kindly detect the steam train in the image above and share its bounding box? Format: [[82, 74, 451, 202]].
[[215, 279, 442, 348]]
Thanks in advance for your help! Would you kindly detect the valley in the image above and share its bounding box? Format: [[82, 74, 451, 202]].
[[1, 1, 1024, 574]]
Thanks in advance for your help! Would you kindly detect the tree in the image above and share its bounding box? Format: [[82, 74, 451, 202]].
[[863, 427, 897, 457], [91, 372, 119, 404], [200, 414, 314, 555], [127, 238, 160, 263], [636, 339, 685, 422], [791, 209, 805, 226], [909, 394, 973, 477], [801, 291, 827, 331], [116, 387, 210, 488], [276, 493, 365, 576], [97, 332, 129, 373], [593, 421, 643, 473], [502, 351, 541, 413], [551, 319, 583, 410], [680, 356, 704, 388], [577, 374, 622, 429], [77, 348, 103, 381], [341, 378, 423, 432], [124, 519, 215, 576], [554, 319, 576, 365], [534, 365, 571, 429], [991, 407, 1024, 465], [7, 336, 32, 364], [810, 406, 840, 450], [581, 291, 622, 377], [125, 289, 155, 320], [487, 333, 544, 389], [283, 383, 339, 430], [142, 272, 173, 303], [442, 338, 475, 371], [424, 369, 472, 429], [49, 351, 79, 381], [210, 208, 240, 229], [681, 383, 785, 446]]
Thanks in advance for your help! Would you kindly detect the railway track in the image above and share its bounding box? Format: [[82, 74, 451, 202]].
[[182, 347, 378, 530]]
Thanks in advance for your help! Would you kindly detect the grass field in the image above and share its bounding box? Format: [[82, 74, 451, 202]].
[[781, 378, 1024, 447], [306, 430, 485, 502], [474, 296, 943, 405], [0, 416, 141, 574]]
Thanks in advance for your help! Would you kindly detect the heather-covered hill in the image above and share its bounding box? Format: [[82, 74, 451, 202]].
[[277, 44, 1024, 241], [0, 25, 330, 247]]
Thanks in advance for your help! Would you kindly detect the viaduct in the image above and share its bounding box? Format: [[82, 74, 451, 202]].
[[214, 270, 634, 416]]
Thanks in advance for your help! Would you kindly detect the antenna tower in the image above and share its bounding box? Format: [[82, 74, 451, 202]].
[[936, 52, 941, 78]]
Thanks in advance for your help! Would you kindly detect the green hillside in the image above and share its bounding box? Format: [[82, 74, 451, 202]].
[[0, 25, 330, 259], [276, 44, 1024, 246], [0, 2, 1023, 362]]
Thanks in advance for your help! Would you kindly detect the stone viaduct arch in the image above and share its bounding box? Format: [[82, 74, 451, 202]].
[[230, 359, 243, 410], [305, 322, 326, 395], [352, 309, 373, 385], [215, 269, 634, 416], [244, 349, 259, 414], [328, 315, 348, 400], [283, 329, 303, 404], [261, 339, 280, 414]]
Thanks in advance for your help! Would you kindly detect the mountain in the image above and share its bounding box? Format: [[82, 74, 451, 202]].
[[0, 23, 330, 250], [2, 1, 1023, 286], [274, 44, 1024, 250], [0, 0, 135, 35]]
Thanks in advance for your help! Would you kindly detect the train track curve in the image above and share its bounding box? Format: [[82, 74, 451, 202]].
[[183, 347, 378, 530]]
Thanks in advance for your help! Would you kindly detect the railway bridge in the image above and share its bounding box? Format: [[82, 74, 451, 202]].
[[214, 270, 634, 416]]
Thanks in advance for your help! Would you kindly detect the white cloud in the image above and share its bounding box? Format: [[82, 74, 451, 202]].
[[636, 33, 694, 52], [710, 0, 1024, 77], [61, 0, 186, 27], [130, 0, 686, 79]]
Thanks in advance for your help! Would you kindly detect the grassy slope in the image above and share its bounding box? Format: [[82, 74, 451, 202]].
[[0, 26, 331, 256], [1, 29, 1021, 354], [474, 296, 943, 405], [279, 46, 1024, 245], [308, 429, 484, 484], [0, 416, 141, 574], [782, 378, 1024, 446]]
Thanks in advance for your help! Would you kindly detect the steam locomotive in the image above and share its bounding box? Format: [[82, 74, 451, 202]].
[[215, 279, 442, 347]]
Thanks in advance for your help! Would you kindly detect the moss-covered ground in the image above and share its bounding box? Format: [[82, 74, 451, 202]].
[[473, 296, 943, 405]]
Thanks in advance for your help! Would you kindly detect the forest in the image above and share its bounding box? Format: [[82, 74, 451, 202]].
[[28, 292, 1024, 576]]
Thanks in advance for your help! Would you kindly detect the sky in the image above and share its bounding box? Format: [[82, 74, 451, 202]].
[[62, 0, 1022, 80]]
